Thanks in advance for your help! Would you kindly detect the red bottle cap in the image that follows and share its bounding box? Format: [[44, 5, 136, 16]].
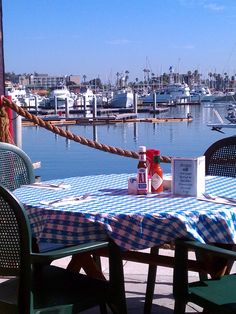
[[154, 149, 160, 155]]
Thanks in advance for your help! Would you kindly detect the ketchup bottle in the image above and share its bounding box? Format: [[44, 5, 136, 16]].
[[151, 150, 163, 193]]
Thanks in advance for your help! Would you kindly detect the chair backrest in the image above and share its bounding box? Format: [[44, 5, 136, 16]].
[[0, 184, 31, 277], [0, 184, 32, 313], [0, 142, 35, 191], [204, 136, 236, 177]]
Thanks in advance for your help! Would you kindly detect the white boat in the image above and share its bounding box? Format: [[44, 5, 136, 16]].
[[20, 93, 46, 108], [207, 106, 236, 130], [95, 91, 110, 107], [190, 85, 212, 102], [109, 89, 133, 108], [225, 104, 236, 123], [5, 84, 27, 105], [48, 87, 75, 109], [75, 87, 94, 108], [142, 83, 190, 104], [200, 91, 236, 104], [211, 93, 236, 105]]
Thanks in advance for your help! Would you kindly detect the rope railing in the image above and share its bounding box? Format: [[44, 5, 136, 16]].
[[1, 96, 172, 163], [0, 105, 13, 143]]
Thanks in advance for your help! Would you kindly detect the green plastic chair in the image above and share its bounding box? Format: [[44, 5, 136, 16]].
[[0, 142, 56, 252], [204, 136, 236, 178], [204, 136, 236, 276], [0, 184, 127, 314], [173, 239, 236, 314], [143, 136, 236, 312], [0, 142, 35, 191]]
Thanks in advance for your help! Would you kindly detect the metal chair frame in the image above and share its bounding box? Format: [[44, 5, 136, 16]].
[[204, 136, 236, 178], [0, 142, 35, 191], [173, 239, 236, 314]]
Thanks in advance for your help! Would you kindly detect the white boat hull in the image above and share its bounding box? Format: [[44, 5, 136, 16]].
[[142, 83, 190, 104], [109, 91, 133, 108]]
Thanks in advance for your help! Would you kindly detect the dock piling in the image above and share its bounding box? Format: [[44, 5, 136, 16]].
[[65, 97, 69, 118], [83, 95, 87, 117], [34, 96, 38, 115], [93, 95, 97, 119], [54, 96, 58, 115], [133, 92, 138, 114], [13, 111, 22, 148], [153, 91, 157, 111]]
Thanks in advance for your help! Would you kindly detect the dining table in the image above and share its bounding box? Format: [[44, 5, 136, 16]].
[[13, 173, 236, 251], [13, 173, 236, 312]]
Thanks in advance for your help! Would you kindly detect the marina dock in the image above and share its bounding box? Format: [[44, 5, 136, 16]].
[[22, 113, 193, 126], [21, 102, 194, 126]]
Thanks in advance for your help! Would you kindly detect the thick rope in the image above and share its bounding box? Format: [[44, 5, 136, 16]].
[[0, 105, 13, 143], [2, 97, 172, 163]]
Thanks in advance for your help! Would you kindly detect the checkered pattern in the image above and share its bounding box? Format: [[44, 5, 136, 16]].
[[14, 174, 236, 251]]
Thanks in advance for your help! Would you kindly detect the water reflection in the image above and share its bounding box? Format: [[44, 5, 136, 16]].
[[22, 103, 236, 180], [133, 122, 138, 143], [65, 126, 70, 148], [92, 125, 97, 141]]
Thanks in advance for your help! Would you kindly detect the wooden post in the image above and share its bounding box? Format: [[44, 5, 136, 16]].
[[92, 95, 97, 119], [153, 91, 157, 111], [54, 96, 58, 114], [13, 110, 22, 148], [34, 95, 38, 114], [92, 124, 97, 141], [133, 91, 138, 114], [83, 95, 86, 117], [65, 97, 69, 118]]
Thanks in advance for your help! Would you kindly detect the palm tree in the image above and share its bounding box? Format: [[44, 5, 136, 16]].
[[116, 72, 120, 87], [162, 72, 169, 86], [124, 70, 129, 85], [231, 76, 235, 89], [193, 69, 199, 84], [208, 72, 213, 89], [82, 75, 87, 83]]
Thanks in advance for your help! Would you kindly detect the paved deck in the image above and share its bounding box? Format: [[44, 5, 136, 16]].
[[4, 248, 233, 313], [52, 249, 203, 313]]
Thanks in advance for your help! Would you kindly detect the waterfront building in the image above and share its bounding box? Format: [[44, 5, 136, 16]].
[[19, 74, 80, 90]]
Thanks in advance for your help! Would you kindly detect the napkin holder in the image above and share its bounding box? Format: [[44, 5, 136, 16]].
[[163, 174, 172, 191], [171, 156, 205, 196], [128, 177, 138, 194]]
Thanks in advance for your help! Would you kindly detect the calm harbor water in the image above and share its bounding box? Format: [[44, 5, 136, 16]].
[[22, 104, 236, 181]]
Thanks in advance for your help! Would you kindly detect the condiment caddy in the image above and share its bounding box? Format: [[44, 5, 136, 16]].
[[128, 146, 166, 195]]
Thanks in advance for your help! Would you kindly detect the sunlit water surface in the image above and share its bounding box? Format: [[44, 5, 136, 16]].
[[22, 104, 236, 181]]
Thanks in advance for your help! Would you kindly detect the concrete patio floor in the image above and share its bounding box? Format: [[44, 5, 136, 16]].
[[3, 247, 232, 313], [52, 249, 203, 313]]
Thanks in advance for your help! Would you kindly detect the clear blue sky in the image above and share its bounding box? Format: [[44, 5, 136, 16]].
[[3, 0, 236, 83]]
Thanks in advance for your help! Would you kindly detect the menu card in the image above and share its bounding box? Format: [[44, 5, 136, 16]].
[[171, 156, 205, 196]]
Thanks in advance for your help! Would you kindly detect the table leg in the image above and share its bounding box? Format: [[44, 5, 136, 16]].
[[109, 240, 127, 314], [144, 246, 159, 314], [67, 242, 127, 314]]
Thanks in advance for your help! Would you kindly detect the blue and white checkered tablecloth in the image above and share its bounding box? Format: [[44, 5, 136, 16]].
[[13, 173, 236, 251]]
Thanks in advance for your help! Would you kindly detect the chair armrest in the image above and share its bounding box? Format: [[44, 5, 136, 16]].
[[31, 241, 109, 264], [176, 239, 236, 261]]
